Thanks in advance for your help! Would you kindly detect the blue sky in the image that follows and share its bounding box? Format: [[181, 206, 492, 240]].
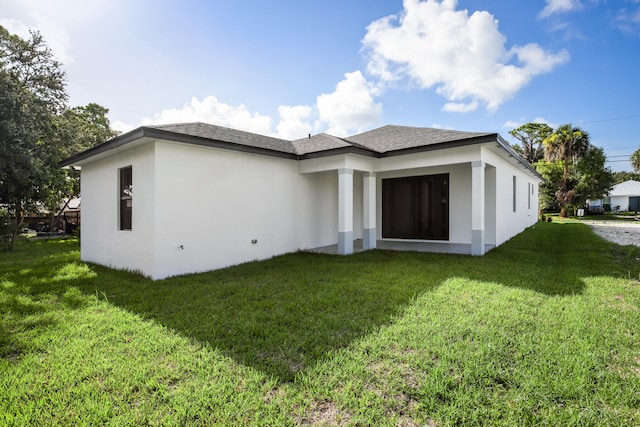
[[1, 0, 639, 170]]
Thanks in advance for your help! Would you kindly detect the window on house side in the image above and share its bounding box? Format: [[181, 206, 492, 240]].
[[119, 166, 132, 230], [528, 182, 531, 210], [513, 175, 516, 213]]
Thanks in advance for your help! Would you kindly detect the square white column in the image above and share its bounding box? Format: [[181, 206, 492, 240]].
[[363, 172, 376, 250], [471, 160, 485, 256], [338, 168, 354, 255]]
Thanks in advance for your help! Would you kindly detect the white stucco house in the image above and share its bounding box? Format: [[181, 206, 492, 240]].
[[609, 180, 640, 211], [60, 123, 542, 280]]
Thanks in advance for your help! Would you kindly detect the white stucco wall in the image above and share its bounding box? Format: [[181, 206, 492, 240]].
[[80, 140, 340, 279], [152, 141, 337, 279], [484, 148, 539, 246], [80, 142, 156, 275], [610, 196, 627, 211]]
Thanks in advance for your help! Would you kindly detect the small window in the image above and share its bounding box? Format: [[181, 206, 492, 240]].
[[512, 175, 517, 213], [119, 166, 132, 230]]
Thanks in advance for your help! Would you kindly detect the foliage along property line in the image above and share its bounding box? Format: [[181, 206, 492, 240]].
[[509, 122, 615, 218], [0, 26, 117, 250], [1, 221, 640, 425]]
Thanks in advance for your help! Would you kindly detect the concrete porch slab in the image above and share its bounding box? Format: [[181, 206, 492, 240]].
[[308, 239, 495, 255]]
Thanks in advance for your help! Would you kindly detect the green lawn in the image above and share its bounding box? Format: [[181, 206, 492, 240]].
[[546, 211, 640, 222], [1, 222, 639, 426]]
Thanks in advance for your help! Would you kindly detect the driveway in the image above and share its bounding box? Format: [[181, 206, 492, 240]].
[[586, 220, 640, 247]]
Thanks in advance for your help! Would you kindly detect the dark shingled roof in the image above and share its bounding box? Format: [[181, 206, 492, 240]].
[[148, 122, 298, 154], [290, 133, 352, 155], [60, 122, 539, 179], [343, 125, 495, 153]]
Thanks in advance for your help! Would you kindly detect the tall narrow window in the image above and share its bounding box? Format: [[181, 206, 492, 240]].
[[512, 175, 517, 212], [528, 182, 531, 210], [119, 166, 132, 230]]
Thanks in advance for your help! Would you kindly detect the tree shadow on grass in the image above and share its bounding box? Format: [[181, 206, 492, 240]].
[[2, 222, 631, 383], [0, 241, 91, 361], [85, 223, 616, 382]]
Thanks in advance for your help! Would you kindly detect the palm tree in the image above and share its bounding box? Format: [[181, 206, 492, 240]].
[[543, 124, 591, 217], [631, 148, 640, 173]]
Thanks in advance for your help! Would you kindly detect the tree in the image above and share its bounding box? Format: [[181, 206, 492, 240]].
[[574, 146, 614, 206], [542, 124, 591, 217], [613, 171, 640, 184], [534, 160, 563, 212], [509, 122, 553, 164], [53, 103, 118, 215], [61, 103, 119, 155], [0, 26, 116, 250], [632, 148, 640, 173], [0, 26, 68, 249]]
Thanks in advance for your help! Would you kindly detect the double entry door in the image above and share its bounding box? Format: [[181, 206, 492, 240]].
[[382, 174, 449, 240]]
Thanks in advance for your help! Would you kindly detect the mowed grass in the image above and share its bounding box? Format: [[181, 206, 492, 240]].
[[1, 222, 639, 426]]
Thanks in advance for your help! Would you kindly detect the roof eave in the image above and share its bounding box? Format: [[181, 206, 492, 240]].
[[297, 145, 377, 159], [142, 127, 298, 159], [373, 134, 498, 157], [59, 127, 146, 167], [59, 126, 299, 167], [495, 134, 544, 181]]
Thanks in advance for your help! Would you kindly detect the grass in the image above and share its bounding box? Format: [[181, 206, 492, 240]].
[[1, 222, 640, 425], [561, 211, 640, 222]]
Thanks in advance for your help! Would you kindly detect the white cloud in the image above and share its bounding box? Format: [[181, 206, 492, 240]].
[[0, 18, 30, 39], [533, 116, 559, 129], [276, 105, 315, 140], [140, 96, 274, 136], [502, 117, 558, 130], [430, 123, 454, 130], [442, 101, 478, 113], [362, 0, 569, 113], [123, 97, 317, 140], [115, 74, 383, 140], [503, 120, 523, 129], [316, 71, 382, 136], [122, 81, 382, 140], [539, 0, 583, 19], [0, 0, 114, 63], [613, 4, 640, 34], [111, 120, 135, 134], [0, 16, 71, 63]]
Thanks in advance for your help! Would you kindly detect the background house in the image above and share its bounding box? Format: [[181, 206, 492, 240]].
[[61, 123, 542, 280], [609, 180, 640, 212]]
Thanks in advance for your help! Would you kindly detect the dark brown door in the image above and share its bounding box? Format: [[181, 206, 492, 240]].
[[382, 174, 449, 240]]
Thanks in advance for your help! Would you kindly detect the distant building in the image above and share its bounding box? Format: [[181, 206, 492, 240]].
[[609, 180, 640, 212]]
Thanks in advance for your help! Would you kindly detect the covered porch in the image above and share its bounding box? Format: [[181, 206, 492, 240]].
[[299, 150, 495, 258]]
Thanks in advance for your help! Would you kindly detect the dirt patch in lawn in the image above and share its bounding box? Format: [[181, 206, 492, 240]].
[[299, 400, 352, 426]]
